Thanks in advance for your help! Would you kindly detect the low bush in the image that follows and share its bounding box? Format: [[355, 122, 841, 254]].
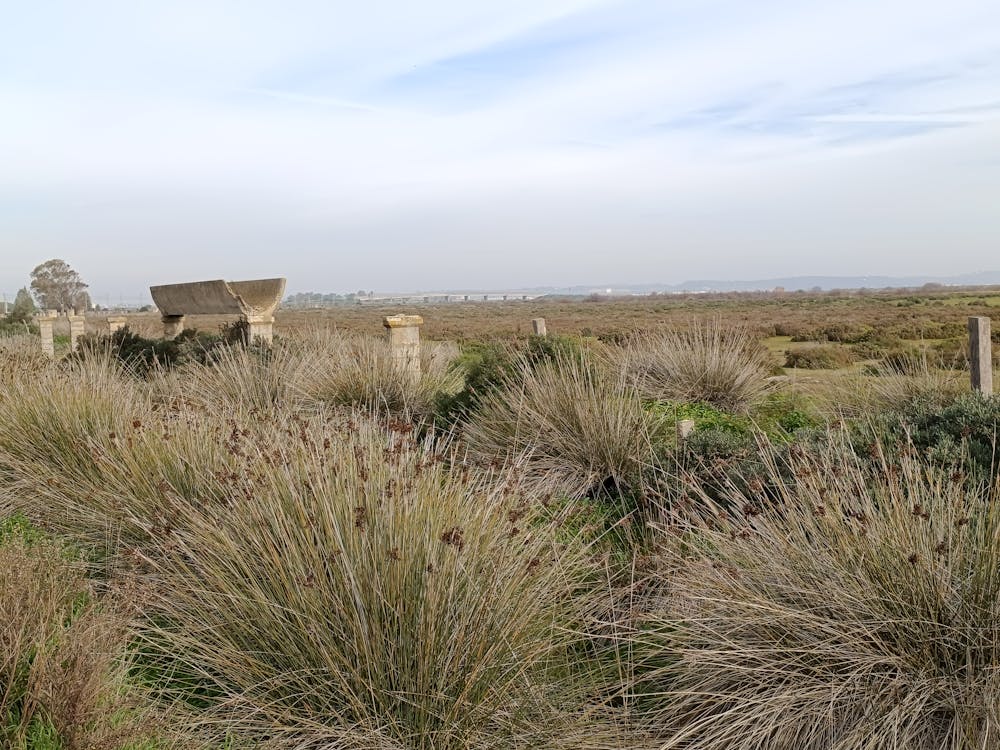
[[73, 326, 248, 378], [783, 344, 857, 369], [855, 392, 1000, 482]]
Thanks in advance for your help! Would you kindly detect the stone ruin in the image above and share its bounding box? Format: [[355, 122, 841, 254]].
[[383, 314, 423, 379], [33, 310, 88, 358], [149, 278, 286, 344]]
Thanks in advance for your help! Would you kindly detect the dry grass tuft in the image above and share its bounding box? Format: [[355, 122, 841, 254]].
[[626, 319, 774, 412], [462, 350, 663, 499], [0, 333, 52, 383], [634, 441, 1000, 749], [0, 532, 147, 749], [304, 333, 461, 421], [139, 417, 604, 749], [819, 353, 967, 418]]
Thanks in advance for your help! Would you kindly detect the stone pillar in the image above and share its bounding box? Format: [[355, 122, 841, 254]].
[[463, 295, 469, 301], [677, 419, 696, 441], [68, 314, 86, 352], [531, 318, 547, 336], [162, 314, 185, 340], [243, 314, 274, 345], [106, 316, 128, 335], [969, 316, 993, 396], [483, 295, 488, 301], [35, 310, 57, 359], [383, 314, 423, 379]]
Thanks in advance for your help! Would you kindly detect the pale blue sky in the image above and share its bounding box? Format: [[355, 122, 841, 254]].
[[2, 0, 999, 299]]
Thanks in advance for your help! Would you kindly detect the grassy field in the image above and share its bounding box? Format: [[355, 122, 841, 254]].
[[80, 286, 1000, 341], [1, 290, 999, 748]]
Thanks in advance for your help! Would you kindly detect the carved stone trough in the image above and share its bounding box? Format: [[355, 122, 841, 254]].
[[149, 278, 286, 344]]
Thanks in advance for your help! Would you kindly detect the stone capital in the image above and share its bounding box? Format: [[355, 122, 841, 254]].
[[383, 314, 424, 329]]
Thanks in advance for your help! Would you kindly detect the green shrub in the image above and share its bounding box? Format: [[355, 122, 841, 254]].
[[72, 326, 248, 378], [783, 344, 856, 369], [855, 392, 1000, 482]]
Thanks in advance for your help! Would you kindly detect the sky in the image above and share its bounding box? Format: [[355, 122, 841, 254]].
[[2, 0, 999, 301]]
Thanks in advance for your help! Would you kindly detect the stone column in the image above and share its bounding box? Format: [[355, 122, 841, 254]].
[[35, 310, 57, 359], [243, 314, 274, 345], [68, 314, 86, 352], [162, 314, 185, 340], [969, 316, 993, 396], [106, 316, 128, 335], [531, 318, 547, 336], [383, 314, 423, 379]]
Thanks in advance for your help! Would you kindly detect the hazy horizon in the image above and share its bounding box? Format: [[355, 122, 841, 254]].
[[3, 1, 999, 301]]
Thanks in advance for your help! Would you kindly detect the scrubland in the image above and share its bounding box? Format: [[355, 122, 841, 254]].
[[2, 292, 1000, 749]]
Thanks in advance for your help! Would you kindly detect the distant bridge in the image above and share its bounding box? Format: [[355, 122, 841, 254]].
[[355, 292, 546, 305]]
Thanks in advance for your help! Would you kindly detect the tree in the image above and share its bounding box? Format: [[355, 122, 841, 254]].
[[8, 287, 36, 323], [29, 259, 89, 312]]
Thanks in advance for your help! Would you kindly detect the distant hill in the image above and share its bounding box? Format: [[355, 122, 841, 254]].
[[550, 271, 1000, 295]]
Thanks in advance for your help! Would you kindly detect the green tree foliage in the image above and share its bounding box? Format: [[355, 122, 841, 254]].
[[8, 287, 36, 324], [29, 259, 89, 313]]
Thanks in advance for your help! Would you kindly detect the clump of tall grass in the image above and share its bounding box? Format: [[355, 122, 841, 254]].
[[0, 354, 243, 552], [820, 351, 967, 418], [0, 522, 149, 749], [627, 319, 774, 412], [0, 333, 51, 382], [141, 417, 605, 749], [463, 351, 662, 500], [633, 440, 1000, 749], [154, 337, 326, 417], [306, 333, 461, 422]]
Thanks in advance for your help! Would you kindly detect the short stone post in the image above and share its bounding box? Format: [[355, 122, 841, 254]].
[[105, 316, 128, 335], [162, 314, 185, 340], [677, 419, 696, 441], [68, 314, 86, 352], [969, 316, 993, 395], [383, 314, 423, 379], [35, 310, 57, 358], [243, 314, 274, 345], [531, 318, 547, 336]]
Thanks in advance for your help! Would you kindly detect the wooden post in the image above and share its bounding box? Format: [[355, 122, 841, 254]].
[[969, 316, 993, 395]]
